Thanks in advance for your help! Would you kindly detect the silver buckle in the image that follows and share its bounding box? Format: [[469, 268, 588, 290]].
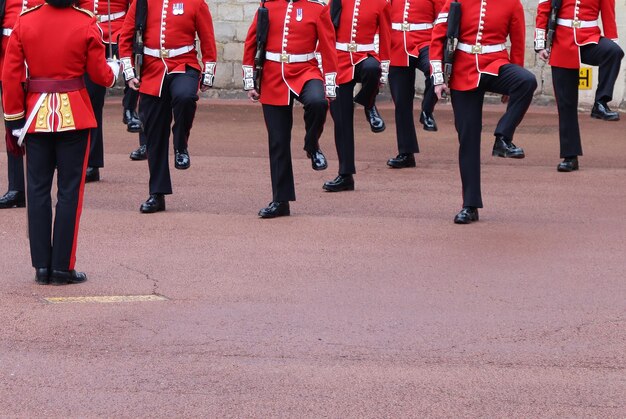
[[160, 49, 170, 58], [471, 44, 483, 54], [401, 23, 410, 31], [348, 43, 357, 52], [572, 19, 581, 28], [280, 53, 289, 63]]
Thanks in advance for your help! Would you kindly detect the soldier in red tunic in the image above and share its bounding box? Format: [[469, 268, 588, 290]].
[[386, 0, 444, 169], [320, 0, 390, 192], [535, 0, 623, 172], [118, 0, 217, 213], [431, 0, 537, 224], [0, 0, 44, 209], [242, 0, 338, 218], [81, 0, 143, 182], [2, 0, 117, 284]]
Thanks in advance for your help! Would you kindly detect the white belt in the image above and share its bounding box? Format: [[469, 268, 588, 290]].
[[391, 22, 433, 32], [556, 18, 598, 28], [2, 28, 12, 36], [97, 11, 126, 22], [265, 51, 316, 63], [335, 42, 376, 52], [144, 45, 195, 58], [457, 42, 506, 54]]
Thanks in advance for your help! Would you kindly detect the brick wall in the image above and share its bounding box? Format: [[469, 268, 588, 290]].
[[207, 0, 626, 108]]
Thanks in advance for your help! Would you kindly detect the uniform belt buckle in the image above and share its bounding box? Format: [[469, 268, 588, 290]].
[[160, 49, 170, 58], [280, 53, 289, 63], [348, 43, 358, 52], [471, 44, 483, 54], [96, 15, 103, 22], [401, 23, 410, 31], [572, 19, 581, 28]]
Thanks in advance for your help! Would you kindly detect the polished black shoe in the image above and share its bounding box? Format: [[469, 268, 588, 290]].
[[590, 101, 620, 121], [85, 167, 100, 182], [492, 136, 525, 159], [0, 190, 26, 209], [307, 149, 328, 171], [454, 207, 479, 224], [50, 269, 87, 285], [258, 201, 290, 218], [387, 153, 416, 169], [419, 111, 438, 132], [174, 149, 190, 170], [323, 174, 355, 192], [140, 194, 166, 213], [34, 268, 50, 285], [364, 105, 386, 133], [557, 157, 579, 172], [129, 144, 147, 161], [123, 109, 143, 132]]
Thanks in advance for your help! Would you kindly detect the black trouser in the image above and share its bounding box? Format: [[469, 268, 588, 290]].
[[330, 56, 381, 175], [552, 37, 624, 158], [85, 43, 142, 167], [389, 47, 438, 154], [261, 79, 328, 202], [450, 64, 537, 208], [25, 129, 89, 270], [1, 83, 25, 192], [137, 97, 148, 147], [140, 67, 200, 195]]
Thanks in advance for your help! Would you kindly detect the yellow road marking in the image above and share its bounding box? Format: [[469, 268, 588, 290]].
[[43, 295, 168, 304]]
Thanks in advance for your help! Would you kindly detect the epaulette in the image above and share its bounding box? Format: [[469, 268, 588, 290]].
[[308, 0, 325, 5], [19, 4, 43, 16], [72, 5, 95, 18]]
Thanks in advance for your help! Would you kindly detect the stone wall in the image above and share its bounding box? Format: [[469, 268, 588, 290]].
[[207, 0, 626, 108]]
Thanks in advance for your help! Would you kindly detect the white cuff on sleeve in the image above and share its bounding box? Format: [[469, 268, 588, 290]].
[[431, 60, 444, 85], [325, 72, 337, 98], [534, 29, 546, 50], [121, 57, 135, 81], [242, 65, 255, 90]]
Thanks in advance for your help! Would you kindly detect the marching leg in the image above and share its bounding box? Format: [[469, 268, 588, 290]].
[[583, 38, 624, 121], [417, 48, 438, 132], [140, 90, 172, 213], [171, 68, 200, 170], [552, 66, 582, 171], [299, 79, 328, 171], [25, 133, 56, 271], [488, 64, 537, 159], [388, 63, 418, 168], [51, 130, 90, 273], [84, 73, 106, 182], [451, 88, 485, 217], [324, 80, 356, 192]]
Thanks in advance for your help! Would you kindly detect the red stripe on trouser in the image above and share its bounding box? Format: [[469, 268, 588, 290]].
[[68, 132, 90, 270]]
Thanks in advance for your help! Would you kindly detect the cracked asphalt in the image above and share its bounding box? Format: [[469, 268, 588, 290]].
[[0, 99, 625, 417]]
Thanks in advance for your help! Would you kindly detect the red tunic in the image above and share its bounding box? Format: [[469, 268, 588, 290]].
[[389, 0, 444, 67], [430, 0, 526, 91], [330, 0, 391, 84], [80, 0, 130, 44], [118, 0, 217, 97], [535, 0, 618, 69], [0, 0, 44, 80], [2, 4, 115, 132], [242, 0, 338, 106]]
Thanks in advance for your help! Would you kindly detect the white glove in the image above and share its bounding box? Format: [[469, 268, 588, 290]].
[[11, 128, 23, 138], [107, 59, 121, 80]]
